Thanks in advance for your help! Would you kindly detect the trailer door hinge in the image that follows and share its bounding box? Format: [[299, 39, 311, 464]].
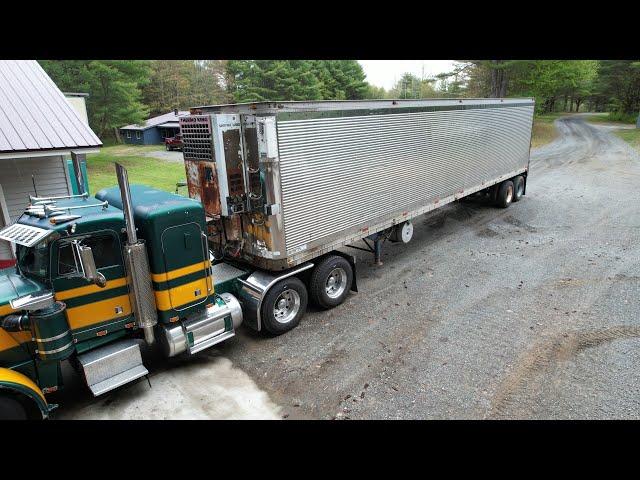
[[264, 204, 280, 216]]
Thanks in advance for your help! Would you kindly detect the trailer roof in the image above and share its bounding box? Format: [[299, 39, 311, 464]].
[[191, 98, 535, 115]]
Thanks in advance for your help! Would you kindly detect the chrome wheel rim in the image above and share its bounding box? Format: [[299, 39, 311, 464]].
[[516, 182, 523, 196], [273, 289, 301, 324], [325, 267, 347, 299], [506, 185, 513, 203]]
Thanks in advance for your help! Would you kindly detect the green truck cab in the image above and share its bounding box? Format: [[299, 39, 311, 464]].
[[0, 165, 246, 419]]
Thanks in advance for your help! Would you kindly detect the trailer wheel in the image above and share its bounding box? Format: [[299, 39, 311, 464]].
[[261, 277, 308, 335], [0, 393, 29, 420], [309, 255, 353, 309], [513, 176, 524, 202], [495, 180, 514, 208]]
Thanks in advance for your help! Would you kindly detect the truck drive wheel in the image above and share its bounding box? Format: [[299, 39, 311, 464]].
[[513, 176, 524, 202], [261, 277, 308, 335], [495, 180, 514, 208], [0, 394, 29, 420], [309, 255, 353, 309]]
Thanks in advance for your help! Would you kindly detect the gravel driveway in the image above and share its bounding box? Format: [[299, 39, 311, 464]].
[[56, 116, 640, 420]]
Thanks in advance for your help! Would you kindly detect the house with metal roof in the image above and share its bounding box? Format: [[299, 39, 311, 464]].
[[119, 109, 187, 145], [0, 60, 102, 268]]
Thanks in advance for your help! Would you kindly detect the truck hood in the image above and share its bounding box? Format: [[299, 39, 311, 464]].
[[0, 269, 46, 314]]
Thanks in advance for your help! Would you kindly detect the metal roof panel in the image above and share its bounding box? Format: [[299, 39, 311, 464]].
[[0, 60, 102, 154]]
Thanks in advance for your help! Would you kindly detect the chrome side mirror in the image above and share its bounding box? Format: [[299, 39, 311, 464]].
[[71, 240, 107, 288]]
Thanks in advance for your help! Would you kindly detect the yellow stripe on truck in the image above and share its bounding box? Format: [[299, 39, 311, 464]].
[[0, 304, 16, 317], [0, 328, 31, 352], [151, 260, 211, 283], [65, 294, 132, 330], [154, 277, 212, 311], [55, 277, 128, 300]]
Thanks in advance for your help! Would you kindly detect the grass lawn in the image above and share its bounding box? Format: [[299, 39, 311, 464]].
[[87, 145, 186, 194], [584, 113, 636, 125], [531, 114, 562, 148], [615, 128, 640, 152]]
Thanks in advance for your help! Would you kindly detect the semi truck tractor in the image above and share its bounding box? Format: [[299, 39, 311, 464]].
[[0, 98, 534, 419]]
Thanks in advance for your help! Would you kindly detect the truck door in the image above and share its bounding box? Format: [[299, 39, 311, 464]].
[[53, 231, 132, 335], [159, 222, 211, 313]]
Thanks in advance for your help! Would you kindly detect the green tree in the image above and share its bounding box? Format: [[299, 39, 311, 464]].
[[387, 73, 438, 99], [227, 60, 323, 102], [143, 60, 231, 115], [142, 60, 192, 115], [314, 60, 369, 100], [442, 60, 599, 114], [226, 60, 369, 102], [189, 60, 232, 107], [591, 61, 640, 120], [40, 60, 151, 139], [364, 83, 387, 99]]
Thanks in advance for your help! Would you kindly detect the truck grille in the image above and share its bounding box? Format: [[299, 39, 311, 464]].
[[180, 115, 214, 161]]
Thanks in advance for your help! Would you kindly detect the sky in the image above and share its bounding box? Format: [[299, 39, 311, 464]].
[[358, 60, 457, 90]]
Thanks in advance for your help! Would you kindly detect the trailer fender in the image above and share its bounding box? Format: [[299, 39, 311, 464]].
[[0, 367, 50, 419], [237, 263, 314, 332]]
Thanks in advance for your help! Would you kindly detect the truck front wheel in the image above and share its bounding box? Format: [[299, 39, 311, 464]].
[[309, 255, 353, 309], [0, 393, 29, 420], [261, 277, 308, 335], [495, 180, 514, 208]]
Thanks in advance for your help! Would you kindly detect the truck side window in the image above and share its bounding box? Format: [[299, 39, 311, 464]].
[[58, 234, 120, 276]]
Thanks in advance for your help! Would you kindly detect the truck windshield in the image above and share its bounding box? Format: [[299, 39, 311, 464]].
[[17, 239, 50, 280]]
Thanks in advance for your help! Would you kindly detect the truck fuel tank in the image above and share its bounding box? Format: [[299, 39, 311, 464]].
[[159, 292, 242, 357]]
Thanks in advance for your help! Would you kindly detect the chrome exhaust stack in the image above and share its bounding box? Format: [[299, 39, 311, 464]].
[[116, 163, 158, 345]]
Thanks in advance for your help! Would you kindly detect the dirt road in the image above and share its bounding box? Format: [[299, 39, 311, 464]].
[[57, 116, 640, 420]]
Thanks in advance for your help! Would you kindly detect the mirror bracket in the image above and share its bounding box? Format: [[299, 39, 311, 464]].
[[71, 240, 107, 288]]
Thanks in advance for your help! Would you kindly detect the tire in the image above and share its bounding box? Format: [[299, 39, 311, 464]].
[[513, 176, 525, 202], [0, 394, 29, 420], [166, 144, 171, 151], [495, 180, 514, 208], [261, 276, 308, 335], [309, 255, 353, 310]]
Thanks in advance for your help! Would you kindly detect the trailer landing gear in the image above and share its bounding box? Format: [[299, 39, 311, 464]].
[[347, 231, 390, 266], [348, 221, 414, 266]]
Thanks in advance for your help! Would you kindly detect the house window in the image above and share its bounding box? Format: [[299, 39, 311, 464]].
[[126, 130, 131, 139], [136, 131, 142, 140]]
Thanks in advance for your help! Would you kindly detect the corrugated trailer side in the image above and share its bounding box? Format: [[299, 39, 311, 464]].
[[181, 99, 534, 334], [275, 100, 534, 259]]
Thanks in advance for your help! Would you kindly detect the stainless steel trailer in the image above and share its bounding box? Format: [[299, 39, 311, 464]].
[[180, 98, 534, 333]]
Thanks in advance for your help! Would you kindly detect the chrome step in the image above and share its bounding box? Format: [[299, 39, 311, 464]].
[[78, 339, 148, 396]]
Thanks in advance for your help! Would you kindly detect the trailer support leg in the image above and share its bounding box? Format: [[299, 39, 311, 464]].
[[374, 236, 383, 266]]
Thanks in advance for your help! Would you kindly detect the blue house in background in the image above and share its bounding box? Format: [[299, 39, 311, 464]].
[[120, 109, 188, 145]]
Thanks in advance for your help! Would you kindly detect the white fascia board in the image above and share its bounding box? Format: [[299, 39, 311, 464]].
[[0, 147, 101, 160]]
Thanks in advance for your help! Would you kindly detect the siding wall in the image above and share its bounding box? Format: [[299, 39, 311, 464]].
[[0, 155, 71, 220], [120, 128, 164, 145], [0, 155, 71, 261], [121, 129, 145, 145], [144, 128, 163, 144]]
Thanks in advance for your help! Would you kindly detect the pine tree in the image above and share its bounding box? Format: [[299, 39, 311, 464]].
[[40, 60, 151, 139]]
